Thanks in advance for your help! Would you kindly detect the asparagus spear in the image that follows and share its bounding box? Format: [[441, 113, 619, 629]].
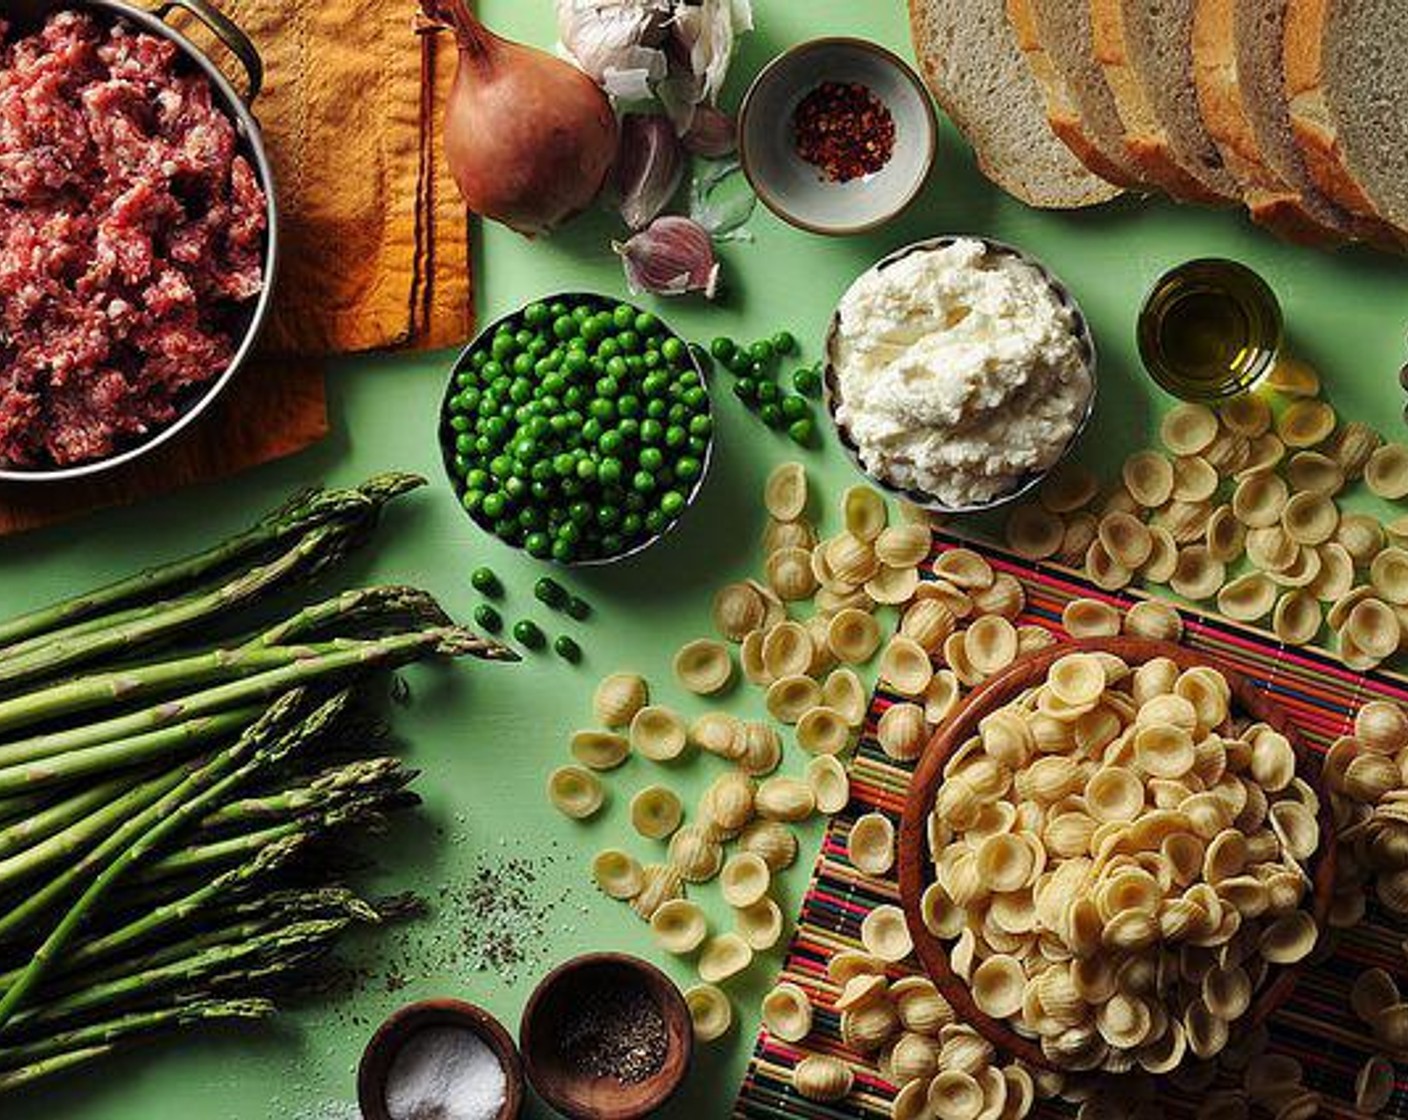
[[16, 834, 313, 984], [4, 919, 351, 1034], [0, 1045, 113, 1093], [0, 765, 194, 894], [0, 708, 262, 799], [245, 585, 451, 648], [199, 758, 419, 832], [0, 626, 507, 773], [0, 473, 426, 652], [0, 776, 140, 860], [0, 690, 327, 990], [0, 999, 275, 1072]]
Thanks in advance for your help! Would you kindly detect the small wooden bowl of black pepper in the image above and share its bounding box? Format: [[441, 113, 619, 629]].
[[519, 953, 693, 1120]]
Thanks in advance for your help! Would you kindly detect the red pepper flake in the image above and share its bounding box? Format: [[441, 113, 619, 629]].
[[792, 80, 896, 184]]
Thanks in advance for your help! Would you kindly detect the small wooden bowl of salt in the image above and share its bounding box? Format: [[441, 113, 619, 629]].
[[358, 999, 523, 1120]]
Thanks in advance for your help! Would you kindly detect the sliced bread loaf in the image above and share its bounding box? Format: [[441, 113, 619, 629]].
[[1190, 0, 1348, 244], [908, 0, 1122, 208], [1007, 0, 1146, 189], [1090, 0, 1242, 205], [1285, 0, 1408, 241]]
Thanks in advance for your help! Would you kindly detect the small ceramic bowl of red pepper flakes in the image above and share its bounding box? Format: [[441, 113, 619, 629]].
[[738, 37, 937, 236]]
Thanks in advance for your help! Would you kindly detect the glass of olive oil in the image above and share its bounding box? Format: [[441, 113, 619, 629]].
[[1137, 259, 1283, 402]]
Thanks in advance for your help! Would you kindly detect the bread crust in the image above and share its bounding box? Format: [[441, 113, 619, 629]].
[[1007, 0, 1142, 188], [1192, 0, 1345, 245], [1283, 0, 1377, 217], [907, 0, 1122, 208], [1089, 0, 1235, 205]]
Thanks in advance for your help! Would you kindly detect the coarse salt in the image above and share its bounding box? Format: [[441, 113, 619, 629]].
[[385, 1026, 506, 1120]]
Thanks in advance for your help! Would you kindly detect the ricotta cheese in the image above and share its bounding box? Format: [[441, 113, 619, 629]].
[[831, 239, 1093, 508]]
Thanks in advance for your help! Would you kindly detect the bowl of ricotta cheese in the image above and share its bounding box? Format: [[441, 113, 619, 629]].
[[824, 236, 1097, 514]]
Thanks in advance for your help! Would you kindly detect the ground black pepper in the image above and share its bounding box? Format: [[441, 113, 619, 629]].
[[792, 80, 896, 183], [559, 985, 668, 1085]]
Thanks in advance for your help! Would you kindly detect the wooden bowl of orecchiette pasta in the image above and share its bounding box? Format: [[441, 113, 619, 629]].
[[896, 637, 1336, 1075]]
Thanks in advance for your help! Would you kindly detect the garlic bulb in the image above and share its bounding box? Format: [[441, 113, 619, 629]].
[[613, 216, 720, 298], [557, 0, 752, 130], [615, 113, 684, 230]]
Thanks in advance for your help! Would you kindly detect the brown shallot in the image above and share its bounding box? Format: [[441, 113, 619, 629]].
[[423, 0, 618, 236]]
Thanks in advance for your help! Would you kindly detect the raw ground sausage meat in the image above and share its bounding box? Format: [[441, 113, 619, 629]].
[[0, 10, 267, 469]]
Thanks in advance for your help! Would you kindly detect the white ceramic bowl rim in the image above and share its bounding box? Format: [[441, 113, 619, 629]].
[[738, 36, 938, 237], [823, 236, 1099, 515]]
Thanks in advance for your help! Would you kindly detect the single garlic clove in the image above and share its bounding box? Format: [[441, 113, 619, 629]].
[[683, 105, 737, 158], [615, 112, 684, 231], [612, 215, 720, 299]]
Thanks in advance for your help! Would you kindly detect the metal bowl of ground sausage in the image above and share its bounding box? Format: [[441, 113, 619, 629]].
[[0, 0, 278, 482]]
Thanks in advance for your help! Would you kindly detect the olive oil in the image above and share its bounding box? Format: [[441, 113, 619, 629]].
[[1137, 259, 1283, 402]]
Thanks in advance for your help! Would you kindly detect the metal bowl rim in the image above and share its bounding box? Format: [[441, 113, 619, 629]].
[[437, 291, 716, 568], [0, 0, 279, 484]]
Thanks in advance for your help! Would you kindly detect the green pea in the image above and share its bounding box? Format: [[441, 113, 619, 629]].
[[621, 512, 644, 537], [552, 315, 577, 340], [645, 509, 667, 535], [572, 304, 593, 323], [566, 595, 591, 620], [513, 619, 546, 648], [470, 566, 501, 596], [725, 351, 752, 374], [710, 337, 737, 361], [660, 490, 686, 518], [523, 301, 549, 327], [639, 447, 665, 472], [635, 311, 660, 335], [792, 367, 822, 396], [755, 381, 780, 404], [688, 415, 714, 438], [525, 532, 552, 558], [633, 470, 657, 493], [748, 339, 775, 364], [473, 604, 503, 633], [535, 577, 568, 608], [599, 458, 624, 486], [760, 403, 784, 429], [596, 338, 620, 361], [661, 337, 685, 365], [676, 456, 702, 482], [640, 418, 664, 445], [481, 492, 507, 519], [781, 395, 809, 422], [732, 379, 758, 404], [772, 330, 797, 355], [553, 635, 582, 662], [461, 489, 484, 514], [788, 418, 816, 446], [552, 538, 576, 564], [491, 333, 516, 360]]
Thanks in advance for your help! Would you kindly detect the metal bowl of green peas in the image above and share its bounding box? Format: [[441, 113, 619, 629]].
[[439, 292, 715, 566]]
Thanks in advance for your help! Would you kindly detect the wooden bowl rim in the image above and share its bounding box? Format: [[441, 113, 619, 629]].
[[896, 636, 1338, 1072], [518, 951, 694, 1119], [356, 997, 524, 1120]]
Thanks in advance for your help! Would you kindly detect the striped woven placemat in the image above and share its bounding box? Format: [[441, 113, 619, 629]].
[[734, 530, 1407, 1120]]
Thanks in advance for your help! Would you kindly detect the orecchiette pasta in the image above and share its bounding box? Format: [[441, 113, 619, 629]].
[[922, 652, 1324, 1074], [685, 983, 732, 1042], [673, 639, 734, 695]]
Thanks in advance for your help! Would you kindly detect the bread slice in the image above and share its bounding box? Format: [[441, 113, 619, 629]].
[[1190, 0, 1348, 244], [1007, 0, 1146, 189], [1090, 0, 1241, 205], [1285, 0, 1408, 242], [908, 0, 1122, 208]]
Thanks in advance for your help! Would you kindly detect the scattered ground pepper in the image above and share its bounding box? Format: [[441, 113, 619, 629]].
[[792, 80, 896, 183], [559, 985, 668, 1085]]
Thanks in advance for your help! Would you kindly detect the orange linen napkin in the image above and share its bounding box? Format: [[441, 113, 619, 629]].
[[0, 0, 473, 535]]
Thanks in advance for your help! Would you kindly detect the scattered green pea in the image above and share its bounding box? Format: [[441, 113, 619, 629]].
[[710, 337, 737, 362], [792, 366, 822, 396], [772, 330, 797, 355], [759, 402, 784, 429], [512, 619, 546, 649], [473, 604, 503, 633], [554, 635, 582, 663], [470, 567, 501, 596], [566, 595, 591, 620], [787, 418, 815, 446], [535, 577, 568, 608]]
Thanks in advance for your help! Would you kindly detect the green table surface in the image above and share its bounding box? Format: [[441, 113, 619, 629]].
[[9, 1, 1408, 1116]]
